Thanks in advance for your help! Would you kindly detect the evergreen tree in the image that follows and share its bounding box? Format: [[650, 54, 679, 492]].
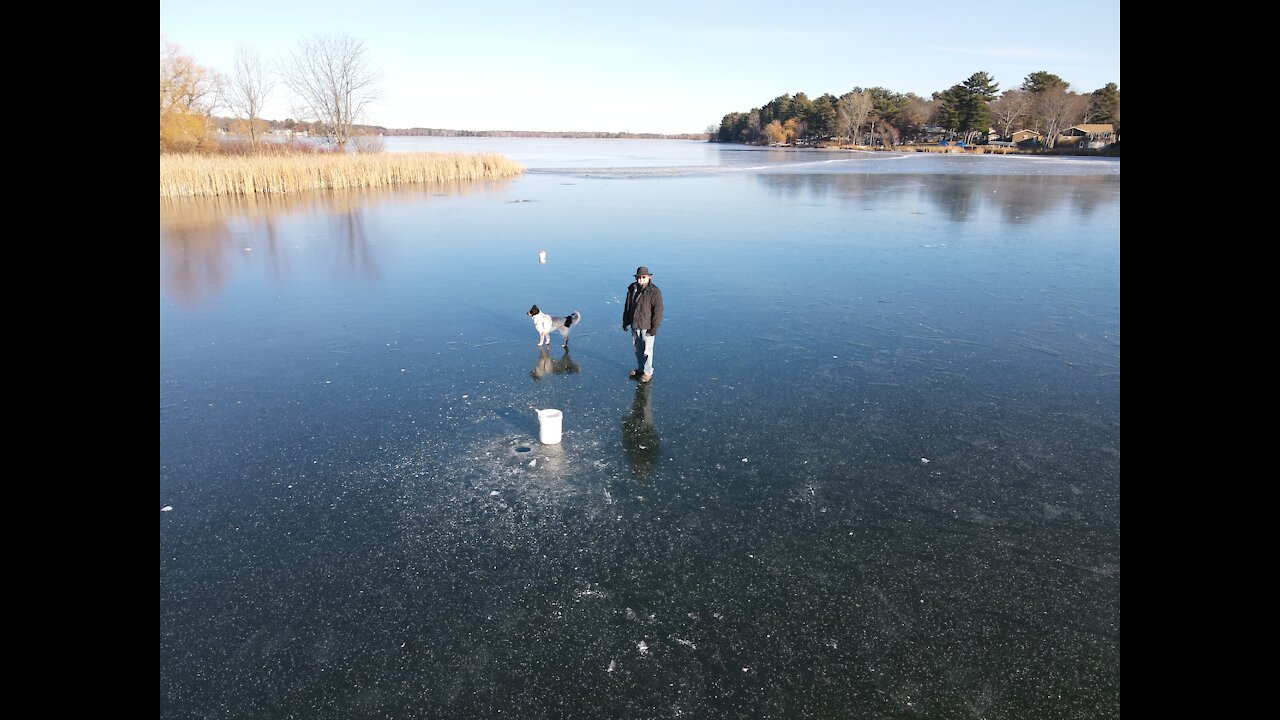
[[1022, 71, 1068, 94], [1087, 83, 1120, 126], [807, 94, 839, 138], [936, 72, 998, 144]]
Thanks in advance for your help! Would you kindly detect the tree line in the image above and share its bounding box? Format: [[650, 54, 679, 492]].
[[163, 35, 1118, 154], [161, 34, 380, 153], [714, 72, 1119, 149], [162, 35, 709, 153]]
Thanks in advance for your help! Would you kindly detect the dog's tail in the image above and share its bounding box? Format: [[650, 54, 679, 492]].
[[565, 311, 581, 328]]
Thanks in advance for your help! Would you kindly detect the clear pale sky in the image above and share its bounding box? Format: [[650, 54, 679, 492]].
[[159, 0, 1120, 135]]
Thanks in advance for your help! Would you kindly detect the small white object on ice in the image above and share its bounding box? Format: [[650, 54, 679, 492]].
[[921, 457, 930, 463], [529, 459, 537, 467], [161, 505, 173, 512], [637, 641, 649, 655], [607, 659, 617, 673], [741, 458, 748, 462], [489, 491, 499, 496]]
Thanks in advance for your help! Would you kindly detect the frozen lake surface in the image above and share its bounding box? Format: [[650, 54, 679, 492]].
[[161, 140, 1120, 719]]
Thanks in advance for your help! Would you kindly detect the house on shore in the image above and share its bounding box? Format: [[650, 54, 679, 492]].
[[1011, 129, 1042, 145], [1058, 124, 1115, 149]]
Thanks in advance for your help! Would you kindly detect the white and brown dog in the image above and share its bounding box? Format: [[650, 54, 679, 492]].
[[527, 305, 581, 348]]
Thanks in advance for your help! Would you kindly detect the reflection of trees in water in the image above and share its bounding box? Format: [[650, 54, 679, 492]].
[[159, 218, 234, 307], [920, 174, 1056, 223], [1060, 175, 1120, 218], [755, 172, 1118, 224], [924, 174, 1119, 224], [621, 383, 660, 478], [159, 179, 514, 305], [755, 172, 919, 202], [330, 207, 377, 282]]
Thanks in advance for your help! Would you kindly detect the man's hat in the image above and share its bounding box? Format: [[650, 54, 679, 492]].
[[635, 266, 652, 278]]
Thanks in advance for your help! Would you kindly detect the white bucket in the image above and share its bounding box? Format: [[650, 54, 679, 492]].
[[537, 409, 563, 444]]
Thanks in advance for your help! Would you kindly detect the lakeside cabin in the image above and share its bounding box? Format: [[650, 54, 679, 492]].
[[1059, 124, 1115, 149]]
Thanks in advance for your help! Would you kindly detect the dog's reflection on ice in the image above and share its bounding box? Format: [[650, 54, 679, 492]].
[[530, 346, 581, 382]]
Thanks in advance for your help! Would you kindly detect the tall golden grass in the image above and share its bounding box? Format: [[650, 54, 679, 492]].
[[159, 151, 525, 197]]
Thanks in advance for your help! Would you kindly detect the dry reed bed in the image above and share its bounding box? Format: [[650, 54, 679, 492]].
[[160, 152, 525, 197]]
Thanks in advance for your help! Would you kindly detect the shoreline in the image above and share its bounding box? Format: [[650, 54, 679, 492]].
[[717, 142, 1119, 158]]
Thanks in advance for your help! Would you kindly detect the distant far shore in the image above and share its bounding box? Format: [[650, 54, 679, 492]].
[[207, 117, 710, 142], [373, 128, 709, 140]]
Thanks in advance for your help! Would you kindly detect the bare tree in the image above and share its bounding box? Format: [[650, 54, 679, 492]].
[[226, 46, 274, 147], [895, 95, 934, 142], [989, 90, 1032, 139], [746, 109, 761, 141], [1033, 88, 1088, 148], [836, 90, 871, 144], [279, 34, 380, 149]]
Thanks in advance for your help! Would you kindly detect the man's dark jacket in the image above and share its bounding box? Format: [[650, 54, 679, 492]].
[[623, 282, 664, 334]]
